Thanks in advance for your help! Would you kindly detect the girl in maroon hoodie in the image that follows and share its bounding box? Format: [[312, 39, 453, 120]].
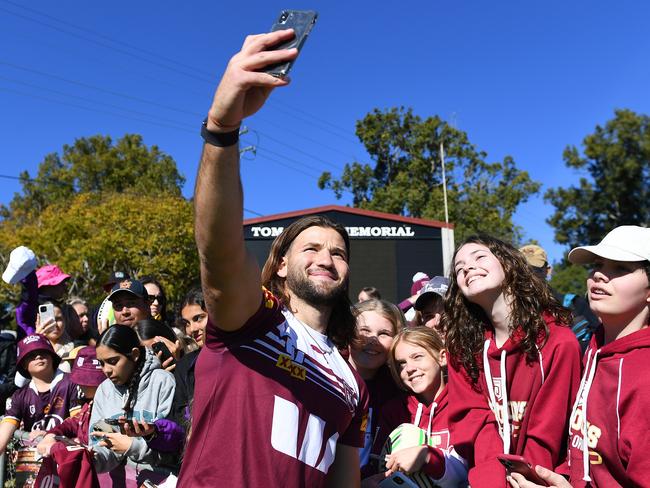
[[444, 235, 582, 488], [509, 225, 650, 488], [367, 327, 467, 487]]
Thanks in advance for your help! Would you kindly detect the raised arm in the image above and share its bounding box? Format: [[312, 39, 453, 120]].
[[195, 30, 298, 332]]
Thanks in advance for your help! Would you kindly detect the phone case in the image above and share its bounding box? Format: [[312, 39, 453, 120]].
[[497, 455, 549, 486], [378, 472, 420, 488], [262, 10, 318, 78], [39, 303, 55, 325]]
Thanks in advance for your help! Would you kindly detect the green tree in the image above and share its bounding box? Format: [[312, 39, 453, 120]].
[[1, 134, 185, 223], [549, 259, 589, 296], [319, 107, 541, 243], [545, 109, 650, 248], [0, 192, 198, 306]]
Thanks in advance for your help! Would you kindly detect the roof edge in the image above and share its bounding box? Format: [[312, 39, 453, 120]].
[[243, 205, 454, 229]]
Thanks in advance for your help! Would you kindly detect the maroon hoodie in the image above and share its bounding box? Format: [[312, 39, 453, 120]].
[[568, 326, 650, 487], [374, 386, 451, 479], [448, 315, 582, 487]]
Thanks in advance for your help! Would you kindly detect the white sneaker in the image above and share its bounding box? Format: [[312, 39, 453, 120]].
[[2, 246, 37, 285]]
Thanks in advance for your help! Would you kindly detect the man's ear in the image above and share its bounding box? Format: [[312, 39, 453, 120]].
[[276, 256, 288, 278]]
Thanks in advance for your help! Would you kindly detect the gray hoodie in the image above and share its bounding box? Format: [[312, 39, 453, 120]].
[[89, 348, 176, 475]]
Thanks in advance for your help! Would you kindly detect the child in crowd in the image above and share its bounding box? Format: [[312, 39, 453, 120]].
[[36, 303, 76, 367], [0, 334, 80, 452], [36, 346, 108, 454], [89, 324, 177, 486], [411, 276, 449, 333], [509, 226, 650, 488], [443, 235, 582, 487], [348, 299, 404, 477], [172, 288, 208, 427], [135, 318, 183, 371], [367, 327, 467, 488]]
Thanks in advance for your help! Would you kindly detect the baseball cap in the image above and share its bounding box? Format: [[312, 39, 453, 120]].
[[519, 244, 548, 268], [2, 246, 38, 285], [70, 347, 106, 387], [36, 264, 71, 288], [103, 270, 131, 292], [414, 276, 449, 310], [16, 334, 61, 378], [107, 279, 147, 301], [568, 226, 650, 264], [410, 272, 430, 296]]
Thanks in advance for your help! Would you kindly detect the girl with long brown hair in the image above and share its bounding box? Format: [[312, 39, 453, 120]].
[[443, 235, 582, 487]]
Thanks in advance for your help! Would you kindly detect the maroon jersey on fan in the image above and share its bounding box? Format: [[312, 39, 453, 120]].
[[4, 372, 81, 431], [178, 289, 369, 488]]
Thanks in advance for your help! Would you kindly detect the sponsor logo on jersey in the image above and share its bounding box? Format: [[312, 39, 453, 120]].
[[276, 354, 307, 380]]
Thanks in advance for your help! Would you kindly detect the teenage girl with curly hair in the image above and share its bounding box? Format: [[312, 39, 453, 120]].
[[443, 235, 582, 488]]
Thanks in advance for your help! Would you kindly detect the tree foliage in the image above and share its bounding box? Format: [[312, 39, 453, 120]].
[[1, 134, 185, 223], [319, 107, 541, 243], [545, 109, 650, 248], [0, 192, 198, 306], [549, 258, 589, 296], [0, 134, 196, 311]]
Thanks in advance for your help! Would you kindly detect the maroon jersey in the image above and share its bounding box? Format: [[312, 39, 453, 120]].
[[4, 371, 81, 431], [178, 289, 369, 488]]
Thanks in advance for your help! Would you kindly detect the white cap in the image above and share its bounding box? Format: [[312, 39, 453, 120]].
[[2, 246, 37, 285], [568, 226, 650, 264]]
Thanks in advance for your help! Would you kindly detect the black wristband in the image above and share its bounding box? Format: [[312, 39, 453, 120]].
[[201, 118, 240, 147]]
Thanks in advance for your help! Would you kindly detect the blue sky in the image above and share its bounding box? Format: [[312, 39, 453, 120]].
[[1, 1, 649, 263]]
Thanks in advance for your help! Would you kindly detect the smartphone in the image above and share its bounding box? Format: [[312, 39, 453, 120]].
[[497, 454, 549, 486], [260, 10, 318, 79], [102, 418, 132, 435], [151, 341, 175, 366], [92, 419, 119, 434], [38, 303, 55, 326], [378, 472, 419, 488]]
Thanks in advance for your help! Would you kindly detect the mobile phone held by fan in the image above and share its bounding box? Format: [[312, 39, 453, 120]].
[[497, 454, 550, 486], [38, 303, 55, 327], [378, 472, 419, 488], [151, 341, 175, 366], [260, 10, 318, 79]]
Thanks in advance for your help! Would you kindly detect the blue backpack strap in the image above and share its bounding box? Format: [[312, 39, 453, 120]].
[[563, 293, 576, 308]]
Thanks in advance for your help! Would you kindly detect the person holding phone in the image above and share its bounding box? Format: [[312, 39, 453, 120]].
[[509, 226, 650, 488], [177, 25, 368, 488], [0, 334, 81, 454], [89, 324, 177, 486], [443, 235, 582, 487]]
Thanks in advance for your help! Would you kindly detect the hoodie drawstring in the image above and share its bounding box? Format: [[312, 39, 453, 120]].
[[571, 348, 600, 482], [414, 401, 438, 443], [483, 340, 511, 454]]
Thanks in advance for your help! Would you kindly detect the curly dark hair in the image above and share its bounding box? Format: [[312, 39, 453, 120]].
[[443, 234, 571, 384], [260, 215, 356, 349]]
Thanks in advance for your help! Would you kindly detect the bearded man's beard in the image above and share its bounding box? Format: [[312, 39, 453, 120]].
[[286, 268, 347, 306]]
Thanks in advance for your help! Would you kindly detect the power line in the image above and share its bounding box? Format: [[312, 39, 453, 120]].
[[0, 0, 216, 79], [1, 62, 353, 171], [0, 75, 194, 131], [0, 0, 360, 146], [0, 5, 214, 85], [0, 61, 203, 117], [0, 86, 195, 133]]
